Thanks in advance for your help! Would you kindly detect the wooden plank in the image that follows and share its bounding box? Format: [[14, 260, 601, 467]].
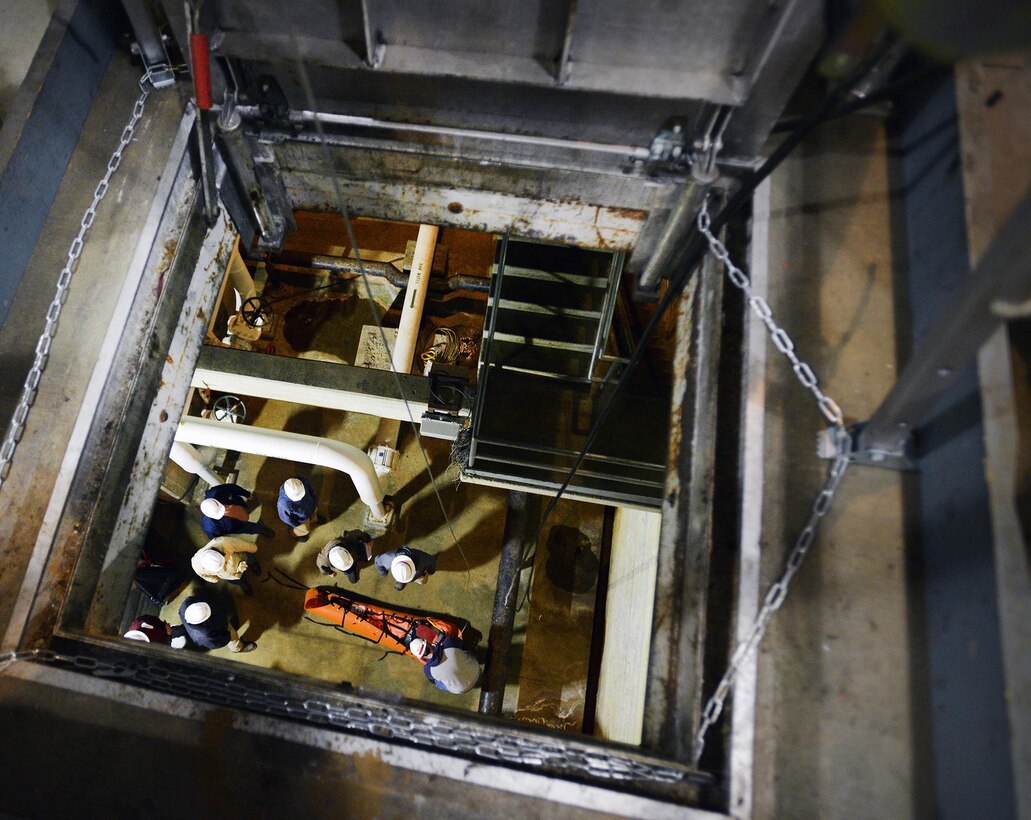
[[955, 57, 1031, 820], [594, 508, 661, 744]]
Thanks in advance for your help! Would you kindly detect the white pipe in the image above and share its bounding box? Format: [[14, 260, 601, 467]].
[[169, 441, 221, 487], [227, 243, 256, 311], [174, 416, 387, 517], [391, 224, 438, 372]]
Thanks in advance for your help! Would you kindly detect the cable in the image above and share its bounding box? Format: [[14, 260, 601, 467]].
[[283, 27, 472, 583]]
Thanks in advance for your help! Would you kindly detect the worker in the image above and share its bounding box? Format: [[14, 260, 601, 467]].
[[178, 593, 256, 653], [375, 545, 436, 591], [200, 482, 274, 539], [316, 530, 373, 583], [277, 476, 319, 542], [410, 636, 481, 694], [191, 536, 262, 595], [122, 614, 182, 646]]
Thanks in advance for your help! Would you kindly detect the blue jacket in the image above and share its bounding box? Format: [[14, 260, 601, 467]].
[[204, 483, 250, 507], [201, 514, 267, 539], [201, 483, 264, 538], [277, 475, 317, 527]]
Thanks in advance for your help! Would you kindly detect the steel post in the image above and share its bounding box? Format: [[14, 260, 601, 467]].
[[857, 186, 1031, 460], [638, 181, 708, 292], [479, 491, 529, 716]]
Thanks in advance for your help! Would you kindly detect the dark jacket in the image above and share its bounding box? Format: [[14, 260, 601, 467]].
[[201, 514, 267, 540], [201, 483, 264, 538], [316, 530, 372, 583], [277, 475, 317, 527], [374, 546, 436, 579], [178, 594, 233, 650], [204, 483, 251, 508]]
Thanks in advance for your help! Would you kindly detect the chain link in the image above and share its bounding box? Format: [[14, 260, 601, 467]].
[[691, 196, 852, 766], [0, 80, 152, 491], [698, 199, 845, 427], [1, 647, 704, 788]]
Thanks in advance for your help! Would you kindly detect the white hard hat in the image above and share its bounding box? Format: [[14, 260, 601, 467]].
[[409, 637, 428, 659], [123, 630, 150, 642], [391, 555, 416, 584], [183, 602, 212, 625], [328, 545, 354, 572], [198, 548, 225, 574], [200, 498, 225, 519], [283, 478, 306, 501]]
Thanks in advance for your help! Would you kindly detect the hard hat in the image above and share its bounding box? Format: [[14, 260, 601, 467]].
[[200, 498, 225, 519], [409, 637, 428, 659], [328, 545, 354, 572], [283, 478, 306, 501], [183, 602, 212, 625], [198, 548, 225, 574], [390, 555, 416, 584], [123, 630, 150, 642]]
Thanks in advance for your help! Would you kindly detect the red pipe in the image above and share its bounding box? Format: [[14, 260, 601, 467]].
[[190, 33, 212, 110]]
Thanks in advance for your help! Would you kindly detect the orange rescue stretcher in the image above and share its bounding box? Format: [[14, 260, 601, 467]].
[[303, 587, 464, 663]]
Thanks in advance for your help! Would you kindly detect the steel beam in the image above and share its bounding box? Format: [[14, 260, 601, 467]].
[[120, 0, 176, 87], [638, 181, 708, 292], [857, 185, 1031, 460], [192, 346, 470, 422], [217, 119, 286, 249], [643, 245, 724, 761]]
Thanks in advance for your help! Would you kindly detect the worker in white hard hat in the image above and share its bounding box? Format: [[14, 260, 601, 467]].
[[276, 475, 320, 542], [408, 637, 429, 659], [123, 614, 179, 646], [177, 592, 255, 652], [315, 529, 373, 583], [374, 545, 436, 591], [199, 482, 274, 539], [191, 536, 262, 595], [420, 636, 481, 694]]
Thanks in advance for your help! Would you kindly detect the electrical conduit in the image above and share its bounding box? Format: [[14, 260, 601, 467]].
[[174, 416, 387, 517]]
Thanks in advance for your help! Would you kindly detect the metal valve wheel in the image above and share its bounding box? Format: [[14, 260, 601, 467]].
[[212, 394, 246, 424], [240, 296, 273, 328]]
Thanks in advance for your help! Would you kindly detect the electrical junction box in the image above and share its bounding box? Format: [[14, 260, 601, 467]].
[[420, 412, 464, 441]]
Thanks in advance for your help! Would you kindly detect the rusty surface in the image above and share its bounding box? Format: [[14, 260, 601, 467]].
[[643, 251, 722, 762]]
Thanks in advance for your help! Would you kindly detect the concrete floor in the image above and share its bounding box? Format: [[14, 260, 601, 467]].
[[154, 400, 504, 712], [752, 116, 916, 817], [0, 0, 56, 122], [150, 395, 608, 724]]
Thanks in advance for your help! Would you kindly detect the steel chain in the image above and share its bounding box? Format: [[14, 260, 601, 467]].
[[691, 197, 852, 766], [0, 648, 699, 787], [0, 77, 152, 491], [698, 199, 845, 427]]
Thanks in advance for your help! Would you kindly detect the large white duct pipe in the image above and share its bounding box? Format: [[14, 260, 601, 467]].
[[169, 441, 222, 487], [391, 224, 438, 372], [228, 243, 256, 310], [174, 416, 387, 517]]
